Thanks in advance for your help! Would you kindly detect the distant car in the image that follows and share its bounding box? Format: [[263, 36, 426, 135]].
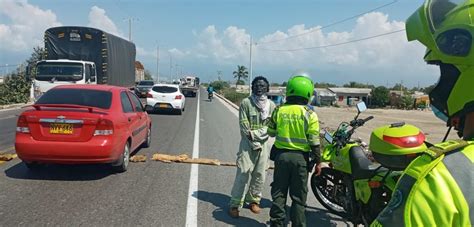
[[135, 80, 155, 97], [15, 85, 152, 172], [146, 84, 186, 115]]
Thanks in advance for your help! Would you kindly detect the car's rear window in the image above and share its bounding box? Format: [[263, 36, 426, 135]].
[[139, 81, 154, 86], [152, 86, 177, 93], [36, 88, 112, 109]]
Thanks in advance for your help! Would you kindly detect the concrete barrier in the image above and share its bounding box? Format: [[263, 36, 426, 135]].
[[214, 92, 239, 110]]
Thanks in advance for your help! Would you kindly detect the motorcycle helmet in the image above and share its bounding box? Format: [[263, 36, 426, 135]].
[[286, 74, 314, 100], [406, 0, 474, 134], [370, 123, 427, 170]]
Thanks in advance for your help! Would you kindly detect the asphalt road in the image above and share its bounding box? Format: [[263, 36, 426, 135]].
[[0, 89, 349, 226]]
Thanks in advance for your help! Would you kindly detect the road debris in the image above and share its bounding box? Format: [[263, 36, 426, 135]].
[[152, 153, 189, 163], [0, 153, 17, 164], [151, 153, 275, 169], [130, 155, 147, 162]]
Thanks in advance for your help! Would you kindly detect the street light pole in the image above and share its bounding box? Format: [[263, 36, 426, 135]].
[[169, 54, 173, 82], [156, 45, 160, 82], [249, 35, 253, 95]]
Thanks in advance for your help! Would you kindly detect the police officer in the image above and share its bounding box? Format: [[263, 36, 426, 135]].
[[372, 0, 473, 226], [268, 75, 321, 227]]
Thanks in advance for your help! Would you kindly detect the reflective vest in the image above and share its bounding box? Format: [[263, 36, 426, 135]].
[[268, 104, 319, 152], [372, 139, 474, 227]]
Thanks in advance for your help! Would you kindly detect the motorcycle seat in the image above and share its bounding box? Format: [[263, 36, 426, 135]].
[[349, 146, 387, 179]]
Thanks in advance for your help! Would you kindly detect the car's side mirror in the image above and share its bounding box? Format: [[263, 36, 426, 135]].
[[357, 102, 367, 113]]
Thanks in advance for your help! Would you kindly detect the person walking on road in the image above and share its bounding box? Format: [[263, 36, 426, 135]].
[[229, 76, 276, 218], [267, 74, 321, 227], [372, 0, 474, 226]]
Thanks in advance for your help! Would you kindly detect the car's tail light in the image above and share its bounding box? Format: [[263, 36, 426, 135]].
[[94, 119, 114, 136], [16, 115, 30, 133], [146, 92, 153, 98], [175, 95, 182, 100]]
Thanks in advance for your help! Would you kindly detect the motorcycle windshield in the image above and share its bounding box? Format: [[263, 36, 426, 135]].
[[428, 0, 467, 31]]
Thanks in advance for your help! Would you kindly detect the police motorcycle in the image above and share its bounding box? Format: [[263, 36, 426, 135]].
[[310, 102, 427, 226]]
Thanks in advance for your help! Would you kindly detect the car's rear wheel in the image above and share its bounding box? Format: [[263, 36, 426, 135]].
[[176, 108, 183, 115], [113, 142, 130, 173], [142, 126, 151, 148]]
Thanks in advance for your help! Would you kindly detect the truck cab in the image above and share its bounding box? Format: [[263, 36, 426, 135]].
[[33, 59, 97, 99]]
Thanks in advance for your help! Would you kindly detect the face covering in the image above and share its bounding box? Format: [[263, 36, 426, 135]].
[[251, 94, 270, 120]]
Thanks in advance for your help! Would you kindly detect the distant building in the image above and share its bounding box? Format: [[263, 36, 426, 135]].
[[312, 88, 337, 106], [135, 61, 145, 82], [329, 87, 371, 106]]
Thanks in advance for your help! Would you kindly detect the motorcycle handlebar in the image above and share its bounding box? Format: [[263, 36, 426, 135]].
[[363, 116, 374, 122]]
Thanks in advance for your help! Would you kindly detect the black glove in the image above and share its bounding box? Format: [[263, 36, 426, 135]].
[[307, 145, 321, 172]]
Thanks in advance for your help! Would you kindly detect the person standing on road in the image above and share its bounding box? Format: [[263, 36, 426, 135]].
[[268, 75, 321, 227], [372, 0, 473, 226], [229, 76, 276, 218]]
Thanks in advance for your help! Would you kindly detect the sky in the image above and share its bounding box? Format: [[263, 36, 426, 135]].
[[0, 0, 440, 88]]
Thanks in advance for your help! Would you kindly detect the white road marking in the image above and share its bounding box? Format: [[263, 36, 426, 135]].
[[0, 115, 16, 121], [185, 91, 200, 227]]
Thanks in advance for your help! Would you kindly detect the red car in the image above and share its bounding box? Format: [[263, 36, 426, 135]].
[[15, 85, 152, 172]]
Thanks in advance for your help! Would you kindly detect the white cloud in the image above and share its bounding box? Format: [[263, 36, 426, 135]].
[[0, 0, 61, 52], [87, 6, 122, 37], [176, 12, 437, 86]]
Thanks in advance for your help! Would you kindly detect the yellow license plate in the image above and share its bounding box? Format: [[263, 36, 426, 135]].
[[159, 103, 168, 108], [50, 123, 73, 134]]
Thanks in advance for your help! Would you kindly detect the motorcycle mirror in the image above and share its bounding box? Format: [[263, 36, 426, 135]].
[[324, 131, 333, 144], [356, 102, 367, 113]]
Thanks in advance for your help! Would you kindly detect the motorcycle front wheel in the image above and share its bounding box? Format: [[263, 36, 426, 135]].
[[310, 168, 349, 218]]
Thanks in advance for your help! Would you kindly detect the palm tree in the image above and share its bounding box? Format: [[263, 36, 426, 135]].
[[233, 65, 248, 85]]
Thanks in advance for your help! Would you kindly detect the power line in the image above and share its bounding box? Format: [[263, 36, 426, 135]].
[[257, 0, 399, 45], [259, 29, 406, 52]]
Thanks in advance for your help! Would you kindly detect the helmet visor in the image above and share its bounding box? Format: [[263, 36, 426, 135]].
[[428, 0, 466, 31]]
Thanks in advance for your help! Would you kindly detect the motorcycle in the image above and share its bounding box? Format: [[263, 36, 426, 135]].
[[310, 102, 401, 226], [208, 92, 213, 102]]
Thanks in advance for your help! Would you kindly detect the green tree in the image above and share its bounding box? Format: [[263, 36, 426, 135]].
[[422, 84, 436, 94], [236, 79, 245, 85], [371, 86, 389, 107], [232, 65, 248, 85], [314, 82, 337, 88], [209, 80, 230, 91], [0, 73, 31, 105], [144, 70, 153, 81], [400, 94, 415, 109], [25, 46, 46, 79], [391, 83, 408, 92], [281, 81, 288, 87], [343, 81, 374, 89]]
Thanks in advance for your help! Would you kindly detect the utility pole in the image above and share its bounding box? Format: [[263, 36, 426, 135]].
[[169, 54, 173, 82], [156, 45, 160, 82], [249, 35, 253, 95], [125, 17, 138, 41], [175, 64, 179, 78]]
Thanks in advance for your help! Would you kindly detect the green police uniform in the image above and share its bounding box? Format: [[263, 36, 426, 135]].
[[229, 97, 275, 209], [268, 104, 320, 227], [372, 140, 473, 226]]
